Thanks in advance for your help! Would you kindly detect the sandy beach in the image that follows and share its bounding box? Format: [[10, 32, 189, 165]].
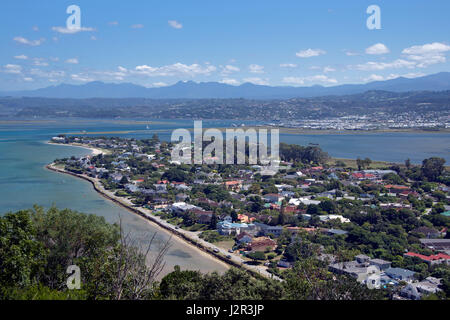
[[45, 141, 283, 280], [46, 141, 109, 156]]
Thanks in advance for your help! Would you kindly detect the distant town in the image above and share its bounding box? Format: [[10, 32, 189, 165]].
[[265, 112, 449, 131], [49, 134, 450, 300]]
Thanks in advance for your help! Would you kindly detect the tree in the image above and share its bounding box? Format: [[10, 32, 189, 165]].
[[230, 210, 238, 222], [120, 175, 129, 185], [159, 266, 203, 299], [364, 157, 372, 169], [357, 157, 372, 170], [422, 157, 446, 181], [306, 204, 320, 215], [246, 251, 266, 263], [283, 258, 384, 300], [357, 158, 363, 171], [31, 206, 120, 290], [1, 207, 171, 300], [210, 213, 218, 230], [319, 199, 337, 214], [405, 158, 411, 169], [0, 210, 47, 290]]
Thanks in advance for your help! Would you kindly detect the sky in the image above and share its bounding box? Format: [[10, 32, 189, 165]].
[[0, 0, 449, 91]]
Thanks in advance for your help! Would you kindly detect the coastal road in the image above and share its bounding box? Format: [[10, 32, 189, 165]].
[[48, 163, 282, 281]]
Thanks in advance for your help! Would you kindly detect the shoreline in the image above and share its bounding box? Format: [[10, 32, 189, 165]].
[[45, 163, 233, 272], [45, 158, 275, 280], [46, 141, 109, 156]]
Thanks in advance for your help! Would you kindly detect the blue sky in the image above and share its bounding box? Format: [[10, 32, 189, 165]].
[[1, 0, 449, 90]]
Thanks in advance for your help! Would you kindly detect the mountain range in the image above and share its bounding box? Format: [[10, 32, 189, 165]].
[[1, 72, 450, 99]]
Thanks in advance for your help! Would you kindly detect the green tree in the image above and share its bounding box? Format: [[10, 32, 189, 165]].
[[405, 158, 411, 169], [0, 210, 47, 290], [422, 157, 446, 182], [210, 213, 218, 230], [246, 251, 266, 262]]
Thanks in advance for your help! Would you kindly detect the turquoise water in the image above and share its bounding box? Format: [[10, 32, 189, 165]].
[[280, 132, 450, 164], [0, 120, 231, 276], [0, 119, 449, 274]]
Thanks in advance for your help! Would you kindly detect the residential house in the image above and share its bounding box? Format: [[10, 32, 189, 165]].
[[384, 267, 416, 282], [236, 232, 253, 244], [217, 221, 256, 236], [263, 193, 285, 203], [420, 239, 450, 254], [254, 222, 283, 237], [400, 277, 442, 300], [404, 252, 450, 266]]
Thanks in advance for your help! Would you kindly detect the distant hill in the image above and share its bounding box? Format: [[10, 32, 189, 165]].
[[1, 72, 450, 99], [3, 90, 449, 120]]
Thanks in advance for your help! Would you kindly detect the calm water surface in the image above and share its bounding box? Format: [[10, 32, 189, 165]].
[[0, 119, 449, 275]]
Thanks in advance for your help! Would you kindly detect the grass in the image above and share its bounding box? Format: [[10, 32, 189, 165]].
[[215, 240, 235, 251]]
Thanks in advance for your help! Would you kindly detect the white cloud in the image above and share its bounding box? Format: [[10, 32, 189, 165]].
[[32, 26, 39, 32], [30, 68, 65, 79], [401, 72, 426, 78], [71, 73, 94, 82], [323, 66, 336, 73], [219, 78, 240, 85], [400, 42, 450, 68], [133, 63, 216, 77], [283, 74, 337, 85], [92, 67, 128, 81], [66, 58, 79, 64], [280, 63, 297, 68], [355, 59, 416, 71], [13, 36, 45, 46], [248, 64, 264, 74], [108, 21, 119, 26], [363, 74, 386, 82], [131, 24, 144, 29], [168, 20, 183, 29], [364, 72, 426, 82], [365, 43, 390, 55], [32, 58, 49, 67], [282, 77, 305, 85], [402, 42, 450, 55], [14, 55, 28, 60], [152, 82, 168, 87], [91, 35, 97, 41], [344, 50, 360, 56], [52, 26, 95, 34], [243, 77, 269, 85], [2, 64, 22, 74], [296, 48, 326, 58], [23, 77, 34, 82], [221, 65, 240, 74]]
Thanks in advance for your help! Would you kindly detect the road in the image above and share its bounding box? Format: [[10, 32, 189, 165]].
[[50, 164, 283, 281]]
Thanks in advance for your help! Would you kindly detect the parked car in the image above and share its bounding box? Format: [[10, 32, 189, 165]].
[[228, 249, 234, 253], [226, 255, 232, 259], [213, 248, 220, 253]]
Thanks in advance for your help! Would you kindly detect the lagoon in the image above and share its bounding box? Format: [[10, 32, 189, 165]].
[[0, 119, 449, 274]]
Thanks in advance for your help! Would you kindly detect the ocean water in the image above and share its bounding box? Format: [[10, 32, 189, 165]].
[[0, 119, 449, 275], [0, 120, 231, 276]]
